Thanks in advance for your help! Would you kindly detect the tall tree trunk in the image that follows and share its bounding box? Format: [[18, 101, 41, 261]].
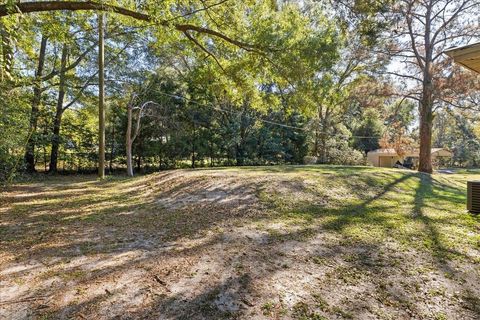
[[191, 122, 196, 168], [314, 124, 319, 158], [235, 144, 244, 166], [43, 146, 47, 172], [109, 116, 115, 173], [418, 9, 433, 174], [136, 138, 143, 172], [136, 154, 141, 172], [236, 110, 246, 166], [418, 84, 433, 173], [98, 13, 106, 179], [209, 140, 214, 167], [318, 116, 328, 164], [317, 105, 330, 164], [49, 44, 68, 173], [126, 105, 134, 177], [158, 137, 163, 171], [24, 36, 47, 173]]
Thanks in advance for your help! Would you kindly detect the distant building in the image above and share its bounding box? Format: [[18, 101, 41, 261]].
[[367, 148, 452, 168]]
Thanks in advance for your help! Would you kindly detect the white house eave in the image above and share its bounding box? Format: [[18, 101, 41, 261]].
[[444, 42, 480, 74]]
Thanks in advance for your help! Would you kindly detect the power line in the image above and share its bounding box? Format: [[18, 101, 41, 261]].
[[156, 91, 307, 131], [154, 91, 382, 139]]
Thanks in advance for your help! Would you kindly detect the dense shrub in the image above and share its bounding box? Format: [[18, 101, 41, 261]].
[[328, 148, 365, 165], [303, 156, 318, 164], [0, 87, 29, 184]]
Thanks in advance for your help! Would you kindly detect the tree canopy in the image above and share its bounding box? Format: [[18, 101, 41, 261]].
[[0, 0, 479, 181]]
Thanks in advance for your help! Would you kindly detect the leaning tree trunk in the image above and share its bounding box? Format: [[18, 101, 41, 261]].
[[24, 36, 47, 172], [125, 100, 149, 176], [49, 44, 68, 173], [125, 102, 143, 177]]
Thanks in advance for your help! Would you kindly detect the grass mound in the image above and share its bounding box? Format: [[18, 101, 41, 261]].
[[1, 166, 479, 319]]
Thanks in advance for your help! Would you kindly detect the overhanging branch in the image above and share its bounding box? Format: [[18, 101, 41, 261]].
[[0, 1, 262, 52], [0, 1, 151, 21]]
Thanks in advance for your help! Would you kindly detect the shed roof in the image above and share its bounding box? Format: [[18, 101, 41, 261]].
[[444, 42, 480, 74], [368, 148, 452, 157], [368, 148, 398, 155], [432, 148, 453, 157]]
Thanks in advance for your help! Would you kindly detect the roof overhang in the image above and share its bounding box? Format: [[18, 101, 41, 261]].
[[444, 42, 480, 74]]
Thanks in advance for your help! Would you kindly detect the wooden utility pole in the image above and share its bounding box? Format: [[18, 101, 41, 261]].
[[98, 13, 105, 179]]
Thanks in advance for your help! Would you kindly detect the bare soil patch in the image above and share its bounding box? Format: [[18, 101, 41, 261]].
[[1, 166, 479, 319]]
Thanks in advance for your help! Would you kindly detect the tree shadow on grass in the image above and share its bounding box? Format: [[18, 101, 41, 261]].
[[39, 229, 432, 320], [2, 168, 479, 319], [412, 174, 480, 318], [0, 171, 272, 270], [313, 172, 417, 233], [284, 171, 468, 235], [412, 174, 470, 262]]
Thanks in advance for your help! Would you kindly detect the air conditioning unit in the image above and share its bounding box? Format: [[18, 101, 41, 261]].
[[467, 181, 480, 214]]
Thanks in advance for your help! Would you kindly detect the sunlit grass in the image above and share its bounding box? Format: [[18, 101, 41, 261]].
[[1, 165, 479, 319], [251, 167, 479, 264]]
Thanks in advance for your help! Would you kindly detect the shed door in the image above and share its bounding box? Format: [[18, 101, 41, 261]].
[[379, 156, 393, 168]]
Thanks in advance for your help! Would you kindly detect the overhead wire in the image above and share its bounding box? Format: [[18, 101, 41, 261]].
[[154, 91, 382, 139]]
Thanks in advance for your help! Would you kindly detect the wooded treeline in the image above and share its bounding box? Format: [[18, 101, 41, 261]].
[[0, 0, 479, 181]]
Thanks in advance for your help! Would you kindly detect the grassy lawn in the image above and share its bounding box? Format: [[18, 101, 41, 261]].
[[1, 166, 479, 319]]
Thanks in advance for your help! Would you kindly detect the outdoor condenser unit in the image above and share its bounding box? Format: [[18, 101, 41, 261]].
[[467, 181, 480, 214]]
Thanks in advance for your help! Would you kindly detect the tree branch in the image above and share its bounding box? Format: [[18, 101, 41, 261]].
[[380, 71, 422, 82], [182, 30, 225, 71], [166, 0, 230, 23], [0, 1, 264, 52], [0, 1, 150, 21], [62, 42, 132, 110]]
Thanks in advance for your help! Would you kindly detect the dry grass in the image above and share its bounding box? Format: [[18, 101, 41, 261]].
[[1, 165, 479, 319]]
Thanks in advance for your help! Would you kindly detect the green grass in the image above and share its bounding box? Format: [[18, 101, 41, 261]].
[[3, 166, 478, 266], [3, 166, 479, 257], [255, 167, 478, 260], [1, 165, 479, 319]]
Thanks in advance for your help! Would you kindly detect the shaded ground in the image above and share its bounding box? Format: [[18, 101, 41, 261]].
[[1, 165, 479, 319]]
